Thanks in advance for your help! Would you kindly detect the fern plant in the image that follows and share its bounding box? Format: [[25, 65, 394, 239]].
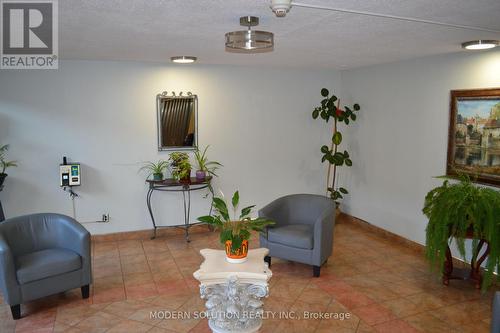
[[197, 191, 274, 252], [423, 175, 500, 289]]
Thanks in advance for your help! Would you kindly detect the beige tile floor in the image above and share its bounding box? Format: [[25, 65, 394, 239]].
[[0, 215, 497, 333]]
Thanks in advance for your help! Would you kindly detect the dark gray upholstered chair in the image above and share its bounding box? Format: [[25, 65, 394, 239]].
[[0, 213, 91, 319], [493, 292, 500, 333], [259, 194, 335, 277]]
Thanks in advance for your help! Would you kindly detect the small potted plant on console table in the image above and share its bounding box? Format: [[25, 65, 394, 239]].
[[198, 191, 274, 263], [139, 160, 169, 181], [423, 175, 500, 290], [169, 152, 192, 182], [194, 145, 222, 181]]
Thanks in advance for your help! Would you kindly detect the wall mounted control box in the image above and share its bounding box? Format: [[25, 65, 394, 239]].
[[60, 164, 81, 187]]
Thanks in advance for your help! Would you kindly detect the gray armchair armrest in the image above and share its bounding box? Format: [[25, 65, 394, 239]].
[[55, 217, 90, 257], [0, 234, 21, 305], [493, 292, 500, 333], [54, 217, 91, 285], [312, 206, 335, 266]]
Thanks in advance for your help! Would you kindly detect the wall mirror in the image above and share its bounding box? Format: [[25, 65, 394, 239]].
[[157, 91, 198, 151]]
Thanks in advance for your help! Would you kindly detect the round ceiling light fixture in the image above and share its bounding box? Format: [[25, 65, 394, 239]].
[[461, 40, 499, 50], [170, 56, 197, 64], [225, 16, 274, 53]]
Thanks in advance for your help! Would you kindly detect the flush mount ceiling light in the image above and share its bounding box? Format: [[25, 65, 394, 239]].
[[462, 40, 499, 50], [225, 16, 274, 53], [171, 56, 197, 64]]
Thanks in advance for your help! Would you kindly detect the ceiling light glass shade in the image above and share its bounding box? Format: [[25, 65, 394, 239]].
[[225, 30, 274, 52], [171, 56, 197, 63], [462, 40, 498, 50]]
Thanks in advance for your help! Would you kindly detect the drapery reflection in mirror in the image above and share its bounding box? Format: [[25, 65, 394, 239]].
[[157, 92, 198, 150]]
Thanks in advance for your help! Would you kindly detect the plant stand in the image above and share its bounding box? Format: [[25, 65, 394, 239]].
[[443, 237, 490, 289], [193, 248, 272, 333]]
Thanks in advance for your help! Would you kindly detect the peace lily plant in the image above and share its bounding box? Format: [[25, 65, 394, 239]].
[[198, 191, 274, 263]]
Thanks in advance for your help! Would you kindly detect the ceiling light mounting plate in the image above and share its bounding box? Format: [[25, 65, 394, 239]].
[[240, 16, 259, 27]]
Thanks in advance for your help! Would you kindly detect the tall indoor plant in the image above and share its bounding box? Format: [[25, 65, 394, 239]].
[[312, 88, 360, 205], [423, 175, 500, 289], [198, 191, 274, 263], [0, 144, 18, 189]]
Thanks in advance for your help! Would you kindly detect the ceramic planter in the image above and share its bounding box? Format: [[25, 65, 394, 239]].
[[225, 239, 249, 263], [179, 169, 191, 183], [196, 170, 206, 181], [152, 173, 163, 181]]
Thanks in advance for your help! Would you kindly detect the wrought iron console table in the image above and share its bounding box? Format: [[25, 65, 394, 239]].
[[146, 177, 213, 242]]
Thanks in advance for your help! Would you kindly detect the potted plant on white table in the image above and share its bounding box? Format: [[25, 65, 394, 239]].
[[198, 191, 274, 263]]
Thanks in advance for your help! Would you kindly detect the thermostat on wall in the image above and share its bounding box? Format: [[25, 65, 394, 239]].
[[60, 163, 81, 187]]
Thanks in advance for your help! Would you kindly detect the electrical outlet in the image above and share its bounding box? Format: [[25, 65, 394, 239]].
[[102, 214, 110, 222]]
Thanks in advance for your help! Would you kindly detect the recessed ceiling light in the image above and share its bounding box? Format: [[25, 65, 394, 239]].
[[171, 56, 197, 64], [461, 40, 499, 50]]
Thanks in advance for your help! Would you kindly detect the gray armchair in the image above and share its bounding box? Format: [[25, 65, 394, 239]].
[[259, 194, 335, 277], [0, 213, 91, 319], [493, 292, 500, 333]]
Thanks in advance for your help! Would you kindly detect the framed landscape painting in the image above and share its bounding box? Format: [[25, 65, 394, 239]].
[[447, 88, 500, 186]]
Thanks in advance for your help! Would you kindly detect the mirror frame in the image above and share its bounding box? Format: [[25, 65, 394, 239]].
[[156, 91, 198, 151]]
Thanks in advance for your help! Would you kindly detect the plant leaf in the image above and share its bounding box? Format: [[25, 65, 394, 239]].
[[345, 159, 352, 166], [231, 191, 239, 209], [240, 205, 255, 219], [321, 88, 329, 97], [213, 197, 229, 220], [332, 132, 342, 145]]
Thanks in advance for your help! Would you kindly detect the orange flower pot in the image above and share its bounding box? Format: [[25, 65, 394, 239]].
[[225, 240, 249, 263]]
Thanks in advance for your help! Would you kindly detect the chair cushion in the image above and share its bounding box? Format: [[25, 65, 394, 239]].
[[15, 248, 82, 284], [267, 224, 314, 250]]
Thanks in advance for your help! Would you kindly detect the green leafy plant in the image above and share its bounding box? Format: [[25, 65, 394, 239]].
[[312, 88, 360, 201], [197, 191, 274, 252], [168, 152, 191, 180], [139, 160, 169, 180], [0, 144, 18, 174], [0, 144, 18, 189], [194, 145, 222, 177], [423, 175, 500, 289]]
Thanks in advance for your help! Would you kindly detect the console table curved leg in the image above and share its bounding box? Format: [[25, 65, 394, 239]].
[[182, 188, 191, 242], [146, 188, 157, 239]]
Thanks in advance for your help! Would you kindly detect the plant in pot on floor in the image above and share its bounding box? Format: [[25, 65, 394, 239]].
[[0, 144, 18, 190], [139, 160, 169, 181], [423, 174, 500, 290], [312, 88, 360, 216], [197, 191, 274, 263], [194, 145, 222, 181], [169, 152, 192, 182]]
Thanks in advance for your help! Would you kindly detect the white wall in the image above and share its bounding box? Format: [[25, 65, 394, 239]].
[[0, 61, 341, 234], [340, 50, 500, 245]]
